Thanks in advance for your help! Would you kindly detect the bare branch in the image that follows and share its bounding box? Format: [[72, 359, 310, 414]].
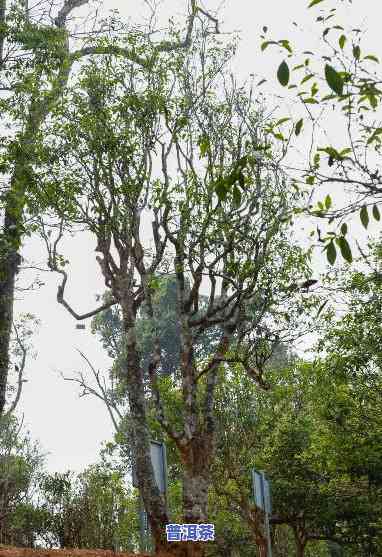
[[70, 0, 220, 65], [4, 323, 27, 416], [61, 349, 123, 432], [54, 0, 89, 28], [40, 219, 120, 320]]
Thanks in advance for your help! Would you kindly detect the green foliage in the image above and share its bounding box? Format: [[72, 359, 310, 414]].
[[35, 464, 140, 551], [277, 61, 290, 86], [360, 205, 369, 229], [0, 414, 45, 547], [339, 34, 346, 49], [373, 205, 381, 222], [92, 275, 220, 383], [326, 240, 337, 265], [312, 244, 382, 553], [212, 342, 382, 555], [295, 118, 304, 136], [308, 0, 326, 7], [259, 1, 382, 260], [324, 64, 344, 95], [337, 236, 352, 263]]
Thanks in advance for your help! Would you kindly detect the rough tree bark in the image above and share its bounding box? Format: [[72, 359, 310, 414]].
[[0, 0, 5, 66], [119, 289, 170, 552], [293, 524, 308, 557]]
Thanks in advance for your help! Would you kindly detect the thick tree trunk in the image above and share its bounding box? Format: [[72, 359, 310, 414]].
[[163, 435, 213, 557], [0, 0, 6, 67], [120, 300, 213, 557], [181, 435, 213, 523], [182, 468, 210, 523], [258, 540, 268, 557], [0, 205, 23, 415], [293, 526, 307, 557], [249, 529, 268, 557], [240, 502, 270, 557], [0, 138, 41, 415], [120, 299, 169, 552], [296, 543, 306, 557], [0, 249, 18, 415]]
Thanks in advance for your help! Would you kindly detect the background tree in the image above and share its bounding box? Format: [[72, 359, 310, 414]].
[[2, 312, 40, 417], [258, 0, 382, 264], [308, 239, 382, 555], [0, 413, 44, 547], [209, 349, 382, 557], [35, 464, 140, 552]]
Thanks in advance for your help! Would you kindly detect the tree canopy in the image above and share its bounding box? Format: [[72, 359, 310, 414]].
[[1, 2, 382, 557]]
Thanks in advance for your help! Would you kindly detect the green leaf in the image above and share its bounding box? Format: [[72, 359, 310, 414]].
[[226, 171, 239, 186], [353, 45, 361, 60], [366, 128, 382, 145], [373, 204, 381, 221], [360, 205, 369, 229], [277, 61, 290, 87], [237, 156, 248, 169], [326, 241, 337, 265], [340, 223, 348, 236], [199, 135, 210, 157], [317, 145, 341, 160], [339, 34, 346, 49], [306, 176, 315, 185], [303, 98, 319, 104], [324, 64, 344, 96], [275, 117, 291, 126], [295, 118, 304, 136], [232, 186, 242, 208], [338, 236, 352, 263], [368, 95, 378, 109], [215, 179, 228, 201], [316, 299, 328, 317], [238, 171, 245, 189], [321, 94, 337, 101], [261, 40, 277, 51], [176, 116, 188, 129], [279, 40, 293, 54], [364, 55, 379, 63], [301, 73, 315, 84], [308, 0, 325, 6], [325, 194, 332, 210]]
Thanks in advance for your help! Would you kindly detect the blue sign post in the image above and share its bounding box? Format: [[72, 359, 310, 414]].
[[132, 441, 168, 553], [252, 469, 272, 557]]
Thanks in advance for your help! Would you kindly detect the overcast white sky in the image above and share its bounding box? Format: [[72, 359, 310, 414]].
[[11, 0, 382, 475]]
